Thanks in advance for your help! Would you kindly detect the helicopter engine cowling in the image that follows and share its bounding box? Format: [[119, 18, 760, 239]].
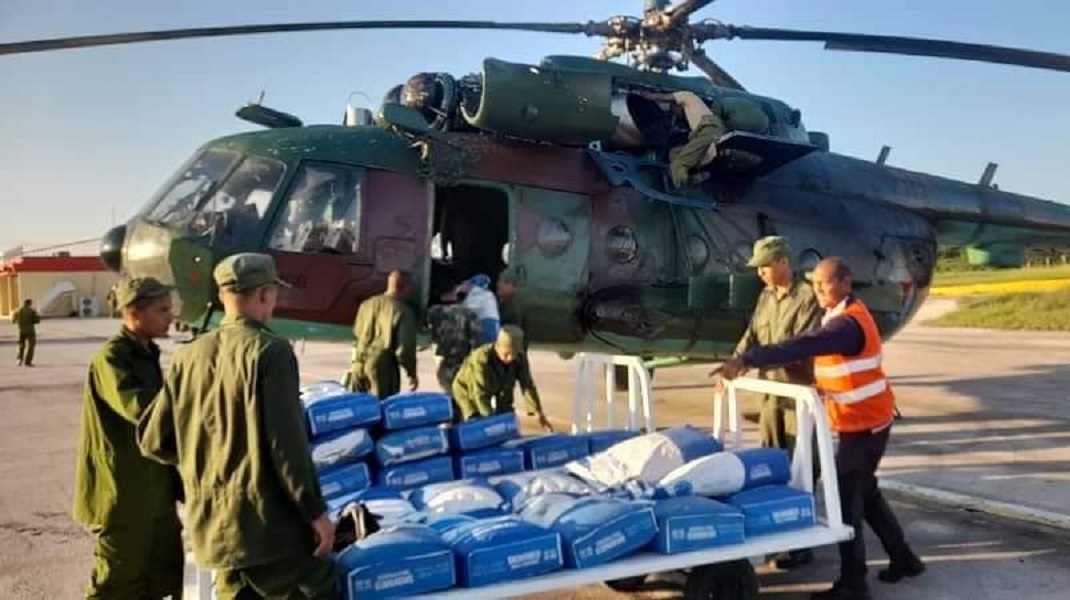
[[461, 57, 620, 146]]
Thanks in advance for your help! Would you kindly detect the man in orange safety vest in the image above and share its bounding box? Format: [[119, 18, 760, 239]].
[[721, 257, 924, 600]]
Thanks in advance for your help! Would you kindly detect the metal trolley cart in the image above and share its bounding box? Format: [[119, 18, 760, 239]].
[[193, 354, 853, 600]]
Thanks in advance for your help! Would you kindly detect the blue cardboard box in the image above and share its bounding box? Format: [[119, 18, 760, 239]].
[[502, 434, 590, 470], [455, 447, 525, 478], [305, 392, 380, 437], [381, 391, 454, 430], [377, 455, 456, 490], [336, 525, 456, 598], [375, 425, 450, 467], [651, 496, 745, 554], [725, 485, 815, 536], [449, 413, 519, 451]]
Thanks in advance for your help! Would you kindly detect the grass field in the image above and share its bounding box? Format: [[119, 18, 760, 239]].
[[932, 263, 1070, 287], [927, 287, 1070, 330]]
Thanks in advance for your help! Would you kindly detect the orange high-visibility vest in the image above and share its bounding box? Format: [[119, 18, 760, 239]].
[[813, 298, 896, 433]]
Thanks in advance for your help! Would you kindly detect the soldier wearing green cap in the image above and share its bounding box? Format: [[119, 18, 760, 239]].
[[138, 253, 339, 600], [711, 235, 821, 569], [73, 276, 184, 599], [451, 325, 554, 433]]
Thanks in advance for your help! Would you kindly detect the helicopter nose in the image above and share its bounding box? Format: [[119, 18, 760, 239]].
[[100, 224, 126, 272]]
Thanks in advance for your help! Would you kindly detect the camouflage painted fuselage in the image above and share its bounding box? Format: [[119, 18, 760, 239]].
[[109, 55, 1070, 359]]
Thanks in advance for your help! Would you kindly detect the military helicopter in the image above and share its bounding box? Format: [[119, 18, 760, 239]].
[[5, 0, 1070, 362]]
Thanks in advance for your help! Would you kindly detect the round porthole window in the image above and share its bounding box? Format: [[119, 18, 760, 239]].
[[536, 219, 572, 256], [607, 226, 639, 264], [799, 248, 822, 273], [686, 235, 710, 269]]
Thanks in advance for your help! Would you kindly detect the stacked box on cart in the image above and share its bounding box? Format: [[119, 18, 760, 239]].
[[374, 425, 451, 466], [305, 392, 380, 437], [336, 524, 456, 599], [725, 485, 815, 536], [449, 412, 520, 451], [377, 455, 456, 490], [734, 448, 792, 490], [502, 434, 590, 470], [380, 391, 454, 430], [455, 446, 525, 479], [311, 428, 374, 471], [435, 515, 565, 587], [651, 495, 746, 554], [518, 494, 658, 569], [319, 462, 371, 500]]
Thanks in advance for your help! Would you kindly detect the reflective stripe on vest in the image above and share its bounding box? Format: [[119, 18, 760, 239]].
[[813, 298, 896, 432]]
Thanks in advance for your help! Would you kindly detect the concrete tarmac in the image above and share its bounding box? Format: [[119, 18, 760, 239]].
[[1, 301, 1068, 599]]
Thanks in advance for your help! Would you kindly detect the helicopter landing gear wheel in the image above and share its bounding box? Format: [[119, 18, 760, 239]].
[[603, 575, 648, 593], [683, 560, 759, 600]]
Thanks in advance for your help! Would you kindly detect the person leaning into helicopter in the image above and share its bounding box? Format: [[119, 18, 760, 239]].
[[73, 277, 184, 600], [349, 270, 419, 399], [639, 89, 769, 188], [451, 325, 554, 433]]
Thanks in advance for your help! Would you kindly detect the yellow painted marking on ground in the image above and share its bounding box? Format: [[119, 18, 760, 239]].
[[930, 278, 1070, 296]]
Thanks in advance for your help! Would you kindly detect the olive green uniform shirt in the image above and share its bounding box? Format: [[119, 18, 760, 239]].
[[12, 305, 40, 334], [451, 344, 542, 420], [137, 316, 327, 569], [733, 278, 822, 441], [73, 328, 179, 527], [350, 293, 417, 398]]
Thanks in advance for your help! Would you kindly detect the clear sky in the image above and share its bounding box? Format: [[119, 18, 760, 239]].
[[1, 0, 1068, 251]]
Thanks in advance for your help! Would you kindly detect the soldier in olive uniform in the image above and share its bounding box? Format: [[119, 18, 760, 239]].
[[349, 270, 419, 399], [427, 295, 483, 393], [714, 235, 822, 568], [641, 90, 769, 188], [452, 325, 553, 432], [138, 253, 338, 600], [73, 277, 183, 599], [12, 298, 40, 366]]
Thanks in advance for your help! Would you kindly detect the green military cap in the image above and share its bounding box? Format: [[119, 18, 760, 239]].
[[496, 325, 525, 355], [213, 252, 291, 292], [746, 235, 791, 267], [499, 266, 520, 284], [114, 276, 174, 308]]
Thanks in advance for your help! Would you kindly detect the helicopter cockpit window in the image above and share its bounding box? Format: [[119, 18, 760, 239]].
[[144, 148, 240, 224], [187, 156, 286, 238], [269, 162, 362, 255]]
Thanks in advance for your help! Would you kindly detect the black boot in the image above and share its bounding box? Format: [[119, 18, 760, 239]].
[[878, 554, 926, 583], [810, 580, 872, 600]]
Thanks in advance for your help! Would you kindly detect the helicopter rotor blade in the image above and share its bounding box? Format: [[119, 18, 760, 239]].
[[0, 20, 612, 56], [684, 45, 745, 90], [716, 26, 1070, 73], [664, 0, 719, 26]]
